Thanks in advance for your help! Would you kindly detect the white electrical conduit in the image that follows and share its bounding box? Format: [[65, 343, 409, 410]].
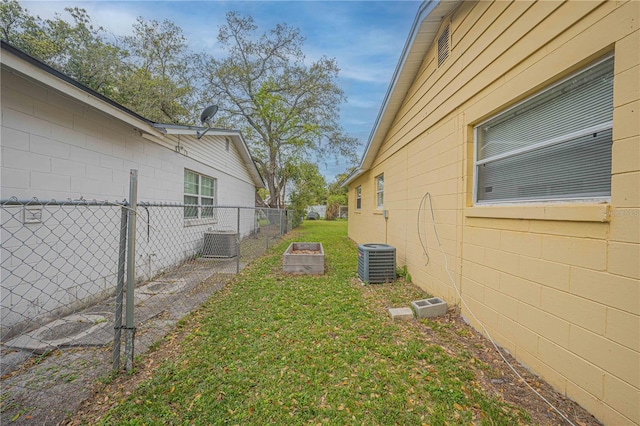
[[417, 192, 576, 426]]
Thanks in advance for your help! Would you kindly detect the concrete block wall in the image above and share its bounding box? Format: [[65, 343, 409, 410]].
[[347, 1, 639, 424], [1, 65, 258, 333]]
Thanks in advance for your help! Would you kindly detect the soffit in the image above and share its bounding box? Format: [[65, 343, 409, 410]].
[[343, 0, 462, 186]]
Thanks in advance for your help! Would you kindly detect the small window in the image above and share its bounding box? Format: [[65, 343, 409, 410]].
[[184, 170, 217, 220], [225, 138, 230, 152], [375, 174, 384, 209], [474, 55, 613, 204], [437, 24, 450, 67], [356, 186, 362, 210]]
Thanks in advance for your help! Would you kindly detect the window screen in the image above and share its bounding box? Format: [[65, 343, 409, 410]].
[[184, 170, 217, 219], [474, 55, 614, 203], [376, 174, 384, 209]]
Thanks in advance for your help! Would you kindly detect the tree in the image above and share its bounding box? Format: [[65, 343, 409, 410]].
[[200, 12, 358, 207], [0, 2, 196, 124], [1, 1, 124, 95], [1, 0, 36, 48], [288, 162, 327, 221], [116, 18, 197, 123], [325, 170, 351, 220], [48, 7, 125, 96]]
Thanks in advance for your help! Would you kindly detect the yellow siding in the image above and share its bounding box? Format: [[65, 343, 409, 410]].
[[348, 1, 640, 423]]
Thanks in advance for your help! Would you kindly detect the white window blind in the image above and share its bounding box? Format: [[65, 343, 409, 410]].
[[475, 55, 614, 203]]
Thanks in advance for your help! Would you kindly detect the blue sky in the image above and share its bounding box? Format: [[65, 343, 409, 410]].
[[22, 1, 420, 180]]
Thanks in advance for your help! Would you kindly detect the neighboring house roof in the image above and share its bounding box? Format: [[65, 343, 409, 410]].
[[343, 0, 462, 187], [153, 124, 264, 188], [0, 40, 264, 189], [1, 40, 162, 138]]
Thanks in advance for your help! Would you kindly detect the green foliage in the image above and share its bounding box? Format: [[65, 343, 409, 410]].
[[288, 161, 326, 220], [1, 2, 126, 94], [201, 12, 358, 207], [1, 3, 360, 203], [325, 194, 343, 220], [0, 1, 196, 124], [97, 222, 530, 425], [116, 17, 196, 123], [325, 170, 351, 220], [396, 265, 412, 283]]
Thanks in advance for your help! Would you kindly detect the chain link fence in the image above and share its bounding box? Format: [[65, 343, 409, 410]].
[[1, 196, 293, 424]]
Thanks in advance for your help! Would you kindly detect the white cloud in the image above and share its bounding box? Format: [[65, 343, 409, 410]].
[[21, 1, 138, 37]]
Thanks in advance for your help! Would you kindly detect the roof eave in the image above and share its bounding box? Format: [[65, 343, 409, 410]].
[[345, 0, 462, 187], [154, 125, 265, 189], [1, 41, 164, 138]]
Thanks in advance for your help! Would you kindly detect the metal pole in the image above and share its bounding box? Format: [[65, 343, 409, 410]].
[[265, 209, 269, 250], [284, 210, 288, 234], [112, 205, 128, 371], [236, 207, 241, 273], [125, 170, 138, 371], [280, 210, 284, 236]]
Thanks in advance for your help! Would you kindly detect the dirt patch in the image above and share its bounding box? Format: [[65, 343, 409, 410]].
[[62, 301, 212, 425], [357, 278, 603, 426], [290, 249, 321, 254], [419, 310, 601, 425]]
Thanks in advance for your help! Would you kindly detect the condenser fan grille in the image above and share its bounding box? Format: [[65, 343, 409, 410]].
[[357, 244, 396, 283]]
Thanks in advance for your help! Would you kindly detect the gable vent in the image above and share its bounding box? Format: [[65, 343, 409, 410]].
[[437, 24, 450, 67]]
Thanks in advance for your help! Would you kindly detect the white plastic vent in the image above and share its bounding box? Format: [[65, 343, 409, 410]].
[[357, 244, 396, 284]]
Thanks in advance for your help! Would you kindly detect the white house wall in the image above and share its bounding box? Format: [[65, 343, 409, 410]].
[[1, 70, 256, 206], [1, 65, 258, 333]]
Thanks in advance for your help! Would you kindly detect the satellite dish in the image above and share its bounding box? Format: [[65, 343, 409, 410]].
[[196, 105, 219, 139], [200, 105, 218, 125]]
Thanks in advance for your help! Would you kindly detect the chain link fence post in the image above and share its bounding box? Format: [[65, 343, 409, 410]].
[[285, 210, 289, 234], [265, 208, 269, 250], [112, 204, 128, 371], [236, 207, 241, 273], [125, 170, 138, 371]]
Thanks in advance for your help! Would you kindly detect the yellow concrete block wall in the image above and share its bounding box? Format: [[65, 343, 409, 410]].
[[348, 1, 639, 424]]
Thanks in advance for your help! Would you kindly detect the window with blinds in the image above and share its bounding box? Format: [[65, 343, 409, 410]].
[[184, 169, 217, 220], [474, 55, 614, 204]]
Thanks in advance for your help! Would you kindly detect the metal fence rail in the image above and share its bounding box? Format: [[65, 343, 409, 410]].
[[1, 195, 293, 425]]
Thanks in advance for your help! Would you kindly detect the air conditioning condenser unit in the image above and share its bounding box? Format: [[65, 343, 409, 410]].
[[202, 231, 238, 258], [357, 243, 396, 283]]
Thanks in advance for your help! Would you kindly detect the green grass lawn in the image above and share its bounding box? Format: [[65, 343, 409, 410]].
[[98, 220, 527, 425]]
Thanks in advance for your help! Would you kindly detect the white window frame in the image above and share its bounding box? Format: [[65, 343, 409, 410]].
[[473, 54, 614, 205], [184, 169, 217, 225], [356, 186, 362, 210], [375, 174, 384, 209]]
